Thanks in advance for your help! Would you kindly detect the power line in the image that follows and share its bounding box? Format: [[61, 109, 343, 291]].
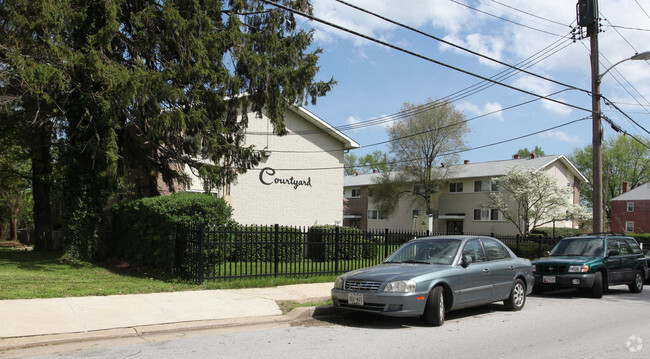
[[448, 0, 567, 37], [254, 116, 591, 171], [259, 0, 592, 115], [489, 0, 570, 28], [334, 0, 585, 96]]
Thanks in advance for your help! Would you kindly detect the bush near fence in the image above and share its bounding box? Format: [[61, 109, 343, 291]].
[[228, 225, 304, 262], [531, 227, 585, 238], [111, 192, 234, 268], [306, 225, 378, 261]]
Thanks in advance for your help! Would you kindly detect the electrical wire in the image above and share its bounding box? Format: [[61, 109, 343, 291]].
[[259, 0, 592, 115], [252, 116, 591, 171]]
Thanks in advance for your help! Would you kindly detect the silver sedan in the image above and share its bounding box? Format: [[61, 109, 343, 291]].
[[331, 235, 534, 326]]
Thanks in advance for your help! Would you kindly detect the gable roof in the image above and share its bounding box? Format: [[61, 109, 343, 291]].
[[612, 182, 650, 201], [344, 155, 588, 186], [291, 106, 360, 150]]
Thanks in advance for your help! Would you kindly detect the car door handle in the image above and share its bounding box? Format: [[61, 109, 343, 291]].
[[509, 265, 515, 270], [483, 268, 490, 273]]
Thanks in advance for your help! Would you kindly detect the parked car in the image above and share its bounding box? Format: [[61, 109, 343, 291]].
[[532, 234, 647, 298], [331, 236, 534, 326]]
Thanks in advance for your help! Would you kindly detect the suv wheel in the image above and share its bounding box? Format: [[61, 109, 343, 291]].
[[591, 271, 603, 298], [629, 270, 644, 293]]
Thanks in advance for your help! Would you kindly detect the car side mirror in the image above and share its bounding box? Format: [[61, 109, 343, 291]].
[[544, 251, 550, 257], [607, 250, 620, 257], [460, 255, 473, 268]]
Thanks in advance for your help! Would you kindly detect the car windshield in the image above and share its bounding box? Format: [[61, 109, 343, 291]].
[[549, 238, 604, 257], [384, 239, 461, 265]]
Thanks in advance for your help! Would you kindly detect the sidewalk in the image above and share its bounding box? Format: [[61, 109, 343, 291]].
[[0, 282, 334, 351]]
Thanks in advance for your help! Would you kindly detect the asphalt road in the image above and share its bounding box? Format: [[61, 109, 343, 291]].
[[13, 285, 650, 359]]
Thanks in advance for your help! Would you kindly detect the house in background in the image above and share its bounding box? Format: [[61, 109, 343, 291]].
[[186, 106, 359, 227], [610, 181, 650, 234], [344, 154, 587, 236]]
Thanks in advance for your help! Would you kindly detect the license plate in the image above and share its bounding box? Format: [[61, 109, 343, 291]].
[[543, 276, 556, 284], [348, 293, 364, 306]]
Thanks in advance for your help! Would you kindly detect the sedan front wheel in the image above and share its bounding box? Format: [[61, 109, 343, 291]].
[[424, 286, 445, 326]]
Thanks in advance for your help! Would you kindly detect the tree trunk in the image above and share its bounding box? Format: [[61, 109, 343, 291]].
[[31, 123, 53, 251], [10, 216, 18, 242]]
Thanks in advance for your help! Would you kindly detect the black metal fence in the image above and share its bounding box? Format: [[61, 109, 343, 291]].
[[174, 224, 562, 284]]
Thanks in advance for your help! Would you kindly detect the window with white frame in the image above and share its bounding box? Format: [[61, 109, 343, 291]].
[[473, 208, 501, 221], [350, 188, 361, 198], [368, 209, 385, 220], [625, 221, 634, 232], [627, 202, 634, 212], [474, 180, 498, 192], [449, 182, 463, 193]]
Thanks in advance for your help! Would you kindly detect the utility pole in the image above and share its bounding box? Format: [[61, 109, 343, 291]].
[[590, 19, 603, 233], [578, 0, 602, 233]]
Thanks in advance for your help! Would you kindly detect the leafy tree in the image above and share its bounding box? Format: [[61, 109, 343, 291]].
[[517, 146, 545, 158], [1, 0, 334, 258], [370, 99, 469, 216], [0, 143, 32, 241], [486, 167, 590, 237], [569, 134, 650, 219], [345, 150, 389, 175]]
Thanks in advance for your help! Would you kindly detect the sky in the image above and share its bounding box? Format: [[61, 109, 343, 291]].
[[289, 0, 650, 166]]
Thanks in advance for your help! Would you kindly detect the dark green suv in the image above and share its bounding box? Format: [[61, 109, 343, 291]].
[[532, 234, 647, 298]]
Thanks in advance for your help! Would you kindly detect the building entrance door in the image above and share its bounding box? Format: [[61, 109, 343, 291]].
[[446, 221, 463, 234]]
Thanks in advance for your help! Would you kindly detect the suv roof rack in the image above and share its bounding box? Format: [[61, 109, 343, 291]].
[[580, 232, 627, 236]]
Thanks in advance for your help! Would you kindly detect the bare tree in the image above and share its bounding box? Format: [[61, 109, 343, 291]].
[[371, 99, 469, 217]]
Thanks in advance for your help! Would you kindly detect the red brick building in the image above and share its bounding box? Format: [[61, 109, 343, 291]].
[[610, 182, 650, 234]]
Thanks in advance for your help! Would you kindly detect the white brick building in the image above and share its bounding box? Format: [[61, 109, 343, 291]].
[[187, 106, 359, 226]]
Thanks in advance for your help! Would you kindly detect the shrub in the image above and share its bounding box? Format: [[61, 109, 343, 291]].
[[111, 192, 234, 268], [228, 225, 304, 262], [531, 227, 584, 239], [307, 225, 377, 261]]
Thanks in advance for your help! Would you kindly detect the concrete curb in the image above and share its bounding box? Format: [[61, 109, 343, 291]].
[[0, 304, 337, 352]]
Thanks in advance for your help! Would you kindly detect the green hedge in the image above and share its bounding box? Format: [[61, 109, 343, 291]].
[[228, 225, 304, 262], [111, 192, 234, 268], [531, 227, 585, 239], [306, 225, 377, 261]]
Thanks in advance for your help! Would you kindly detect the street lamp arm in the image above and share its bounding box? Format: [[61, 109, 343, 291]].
[[598, 51, 650, 82]]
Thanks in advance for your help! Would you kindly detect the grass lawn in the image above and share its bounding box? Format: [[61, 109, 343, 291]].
[[0, 241, 336, 300]]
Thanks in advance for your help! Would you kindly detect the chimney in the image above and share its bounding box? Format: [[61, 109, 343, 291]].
[[623, 181, 630, 193], [530, 152, 536, 159], [441, 162, 446, 167], [513, 154, 521, 159], [464, 160, 470, 165], [372, 169, 379, 173]]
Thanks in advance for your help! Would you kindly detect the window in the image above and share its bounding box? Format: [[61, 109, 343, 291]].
[[349, 220, 360, 229], [624, 238, 643, 254], [474, 180, 497, 192], [413, 210, 419, 218], [482, 239, 511, 260], [625, 221, 634, 232], [473, 208, 501, 221], [617, 239, 632, 255], [627, 202, 634, 212], [462, 239, 486, 263], [449, 182, 463, 193], [413, 185, 423, 194], [350, 188, 361, 198], [368, 210, 385, 220]]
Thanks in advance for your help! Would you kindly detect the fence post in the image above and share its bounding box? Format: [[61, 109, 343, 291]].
[[274, 224, 280, 277], [334, 226, 340, 274], [384, 228, 390, 259], [537, 236, 542, 258], [198, 223, 205, 285]]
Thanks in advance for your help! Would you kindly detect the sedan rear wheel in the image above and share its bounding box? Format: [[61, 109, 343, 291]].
[[424, 286, 445, 326], [504, 278, 526, 311], [628, 270, 644, 293]]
